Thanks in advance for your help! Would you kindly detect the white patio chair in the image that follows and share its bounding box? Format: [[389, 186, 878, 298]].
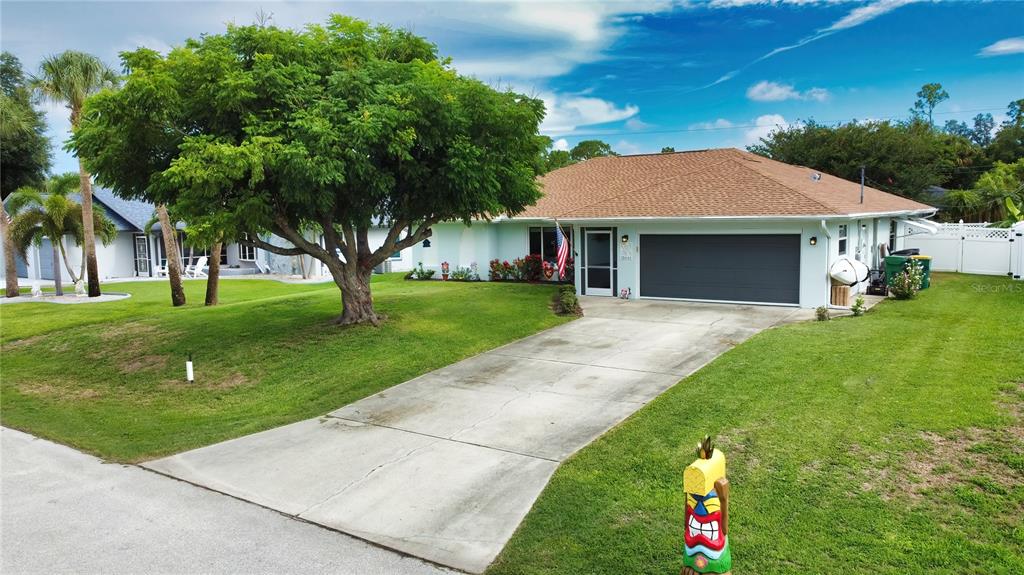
[[187, 256, 208, 279]]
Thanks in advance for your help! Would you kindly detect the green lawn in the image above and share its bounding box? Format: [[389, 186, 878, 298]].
[[489, 273, 1024, 575], [0, 275, 570, 461]]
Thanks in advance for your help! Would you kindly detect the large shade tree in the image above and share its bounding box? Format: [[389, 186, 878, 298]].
[[1, 52, 51, 296], [33, 50, 120, 298], [73, 16, 547, 324]]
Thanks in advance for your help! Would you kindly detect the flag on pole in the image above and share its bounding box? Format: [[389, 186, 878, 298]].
[[555, 221, 570, 280]]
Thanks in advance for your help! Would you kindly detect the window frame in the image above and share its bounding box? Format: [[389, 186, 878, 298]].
[[237, 235, 258, 262], [837, 224, 848, 256], [888, 220, 897, 251]]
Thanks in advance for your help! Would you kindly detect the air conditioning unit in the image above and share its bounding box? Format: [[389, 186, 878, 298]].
[[373, 260, 393, 274]]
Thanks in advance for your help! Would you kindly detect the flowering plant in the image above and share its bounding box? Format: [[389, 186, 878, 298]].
[[440, 261, 450, 274], [890, 260, 923, 300], [522, 254, 543, 281]]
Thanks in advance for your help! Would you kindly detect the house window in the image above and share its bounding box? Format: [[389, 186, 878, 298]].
[[837, 224, 848, 255], [529, 226, 572, 262], [888, 220, 897, 251], [238, 234, 257, 261], [389, 251, 402, 260]]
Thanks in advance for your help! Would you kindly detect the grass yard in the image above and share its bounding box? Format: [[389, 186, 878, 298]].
[[489, 273, 1024, 575], [0, 275, 570, 461]]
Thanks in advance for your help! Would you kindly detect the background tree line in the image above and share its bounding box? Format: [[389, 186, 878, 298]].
[[749, 84, 1023, 223]]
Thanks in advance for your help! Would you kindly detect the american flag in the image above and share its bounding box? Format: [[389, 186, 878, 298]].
[[555, 222, 570, 279]]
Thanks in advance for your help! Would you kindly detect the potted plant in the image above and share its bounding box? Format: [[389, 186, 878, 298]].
[[440, 261, 450, 280]]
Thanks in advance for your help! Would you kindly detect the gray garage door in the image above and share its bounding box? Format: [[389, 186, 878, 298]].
[[639, 234, 800, 304]]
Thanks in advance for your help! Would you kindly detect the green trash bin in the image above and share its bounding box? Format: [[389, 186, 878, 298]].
[[884, 255, 909, 287], [910, 255, 932, 289]]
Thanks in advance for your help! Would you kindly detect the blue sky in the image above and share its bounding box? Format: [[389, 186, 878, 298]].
[[3, 0, 1022, 174]]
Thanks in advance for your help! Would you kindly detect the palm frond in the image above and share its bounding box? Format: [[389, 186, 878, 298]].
[[33, 50, 121, 117], [9, 208, 47, 259], [46, 172, 80, 197], [5, 187, 45, 215]]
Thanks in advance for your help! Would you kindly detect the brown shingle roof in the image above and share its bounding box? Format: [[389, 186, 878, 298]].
[[519, 148, 934, 219]]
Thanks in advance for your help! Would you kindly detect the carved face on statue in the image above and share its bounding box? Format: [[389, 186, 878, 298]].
[[682, 437, 732, 575]]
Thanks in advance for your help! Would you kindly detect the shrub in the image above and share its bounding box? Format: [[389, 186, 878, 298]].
[[450, 264, 480, 281], [553, 284, 582, 316], [522, 254, 543, 281], [851, 295, 866, 316], [409, 262, 435, 280], [815, 306, 831, 321], [890, 260, 924, 300], [489, 259, 503, 281], [509, 258, 523, 281]]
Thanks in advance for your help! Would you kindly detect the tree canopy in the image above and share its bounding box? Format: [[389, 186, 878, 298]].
[[750, 90, 1023, 201], [72, 15, 548, 324], [0, 52, 51, 196]]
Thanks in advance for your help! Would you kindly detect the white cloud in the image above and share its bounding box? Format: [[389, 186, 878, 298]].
[[451, 1, 674, 81], [614, 139, 643, 155], [540, 93, 639, 134], [745, 114, 790, 144], [979, 37, 1024, 57], [552, 138, 570, 152], [746, 80, 830, 102], [625, 117, 654, 130], [825, 0, 917, 32], [689, 118, 735, 130], [694, 0, 918, 90]]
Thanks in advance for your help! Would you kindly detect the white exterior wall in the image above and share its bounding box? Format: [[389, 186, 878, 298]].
[[585, 220, 829, 308], [11, 230, 139, 282]]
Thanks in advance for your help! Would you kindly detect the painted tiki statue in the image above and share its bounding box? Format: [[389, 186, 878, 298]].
[[682, 435, 731, 575]]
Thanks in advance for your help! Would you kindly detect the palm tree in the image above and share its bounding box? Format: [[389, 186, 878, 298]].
[[33, 51, 119, 298], [8, 173, 116, 295], [143, 206, 187, 307]]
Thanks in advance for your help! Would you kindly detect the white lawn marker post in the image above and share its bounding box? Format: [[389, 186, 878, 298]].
[[186, 353, 194, 383]]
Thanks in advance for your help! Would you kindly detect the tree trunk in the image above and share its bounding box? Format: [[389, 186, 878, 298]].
[[58, 239, 80, 284], [78, 158, 101, 297], [205, 241, 221, 306], [51, 240, 63, 296], [2, 205, 19, 297], [156, 205, 186, 307], [331, 263, 380, 326]]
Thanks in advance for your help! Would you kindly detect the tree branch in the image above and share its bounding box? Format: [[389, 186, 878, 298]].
[[249, 236, 305, 256], [392, 219, 436, 252], [272, 214, 332, 261]]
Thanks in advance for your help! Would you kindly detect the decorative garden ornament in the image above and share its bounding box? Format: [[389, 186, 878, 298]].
[[682, 435, 731, 575], [31, 281, 42, 298], [441, 261, 450, 280], [74, 280, 87, 297]]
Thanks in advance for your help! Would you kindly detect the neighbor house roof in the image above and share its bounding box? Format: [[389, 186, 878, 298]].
[[520, 148, 934, 220], [91, 188, 158, 231]]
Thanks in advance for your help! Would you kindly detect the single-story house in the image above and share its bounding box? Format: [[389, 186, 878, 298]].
[[411, 148, 936, 308], [2, 187, 413, 283]]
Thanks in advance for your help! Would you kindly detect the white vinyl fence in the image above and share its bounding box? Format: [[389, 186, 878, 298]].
[[903, 222, 1013, 276]]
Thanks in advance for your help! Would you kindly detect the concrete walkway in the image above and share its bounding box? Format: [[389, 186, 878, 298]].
[[0, 428, 450, 575], [145, 298, 810, 573]]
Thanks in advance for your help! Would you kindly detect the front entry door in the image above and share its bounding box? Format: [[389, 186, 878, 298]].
[[585, 230, 613, 296], [134, 235, 151, 276]]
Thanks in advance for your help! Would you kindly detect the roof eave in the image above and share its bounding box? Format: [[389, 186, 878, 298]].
[[511, 208, 937, 223]]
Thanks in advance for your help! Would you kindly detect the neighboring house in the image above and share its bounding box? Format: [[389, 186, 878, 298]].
[[1, 187, 413, 282], [411, 148, 936, 308]]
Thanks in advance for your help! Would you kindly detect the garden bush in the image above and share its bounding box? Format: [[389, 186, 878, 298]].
[[890, 260, 924, 300], [553, 284, 582, 316]]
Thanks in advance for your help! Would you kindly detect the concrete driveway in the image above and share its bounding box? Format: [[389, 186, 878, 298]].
[[146, 297, 809, 573], [1, 428, 449, 575]]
